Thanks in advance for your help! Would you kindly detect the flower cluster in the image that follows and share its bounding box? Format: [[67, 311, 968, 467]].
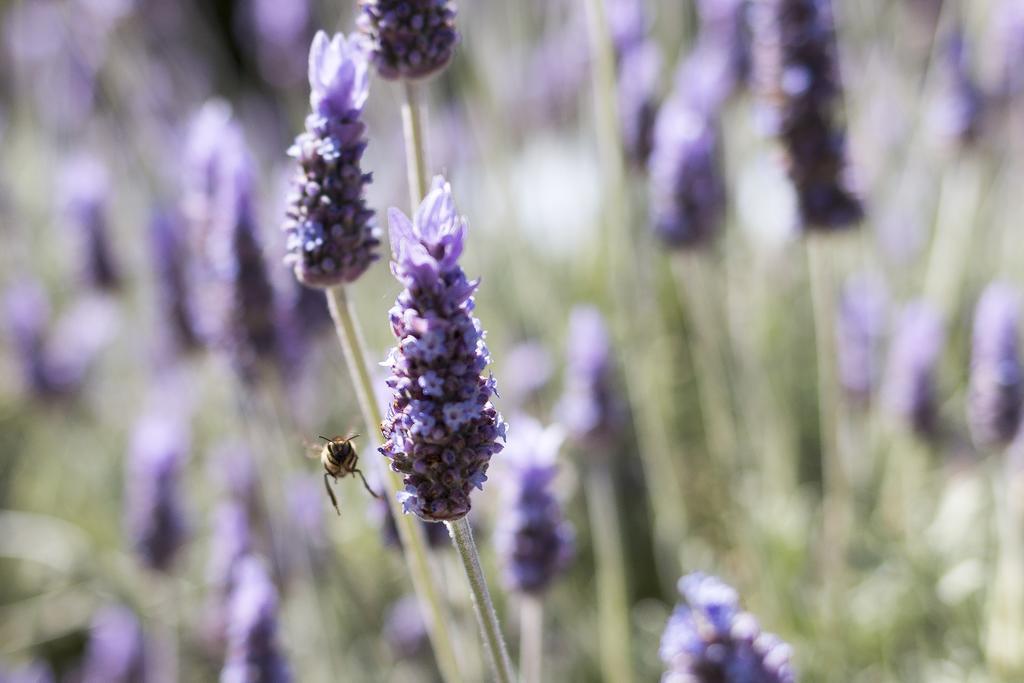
[[648, 94, 726, 249], [495, 418, 575, 594], [968, 283, 1023, 449], [932, 29, 985, 148], [380, 176, 505, 522], [836, 274, 887, 404], [80, 606, 148, 683], [60, 155, 122, 291], [357, 0, 459, 80], [125, 414, 190, 573], [149, 210, 201, 354], [883, 302, 945, 438], [283, 32, 379, 288], [752, 0, 863, 230], [660, 573, 796, 683], [557, 306, 625, 447], [221, 557, 292, 683]]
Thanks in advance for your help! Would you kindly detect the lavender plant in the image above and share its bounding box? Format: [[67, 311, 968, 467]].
[[836, 275, 887, 405], [883, 302, 945, 438], [752, 0, 863, 230], [59, 155, 121, 291], [660, 573, 796, 682], [125, 413, 190, 573], [380, 175, 505, 521], [79, 606, 149, 683], [220, 557, 291, 683], [149, 210, 201, 354], [283, 31, 379, 288], [967, 283, 1023, 449], [357, 0, 459, 81]]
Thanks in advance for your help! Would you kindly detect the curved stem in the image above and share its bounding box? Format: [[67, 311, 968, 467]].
[[325, 285, 463, 683], [446, 517, 516, 683], [584, 462, 634, 683], [520, 595, 543, 683], [402, 81, 430, 207]]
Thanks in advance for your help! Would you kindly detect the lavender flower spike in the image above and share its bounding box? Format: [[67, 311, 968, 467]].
[[968, 283, 1023, 449], [556, 306, 625, 446], [80, 605, 148, 683], [125, 414, 190, 573], [660, 573, 796, 683], [495, 417, 575, 594], [648, 94, 726, 249], [882, 302, 945, 438], [284, 31, 379, 288], [60, 155, 122, 291], [357, 0, 459, 80], [753, 0, 863, 230], [836, 274, 887, 404], [380, 176, 506, 522], [220, 557, 291, 683]]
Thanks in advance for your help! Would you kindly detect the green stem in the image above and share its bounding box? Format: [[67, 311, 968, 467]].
[[986, 454, 1024, 680], [584, 462, 634, 683], [446, 517, 516, 683], [401, 81, 430, 206], [520, 595, 543, 683], [806, 236, 850, 607], [325, 285, 463, 683]]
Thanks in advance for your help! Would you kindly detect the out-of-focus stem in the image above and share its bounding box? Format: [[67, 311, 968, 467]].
[[671, 253, 738, 472], [520, 595, 544, 683], [325, 285, 463, 683], [402, 82, 430, 206], [986, 453, 1024, 681], [922, 157, 983, 318], [806, 236, 850, 606], [584, 461, 634, 683], [446, 517, 516, 683]]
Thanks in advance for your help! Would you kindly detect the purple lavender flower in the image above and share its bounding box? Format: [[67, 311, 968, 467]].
[[59, 155, 121, 291], [383, 595, 429, 658], [968, 283, 1023, 449], [660, 573, 796, 683], [283, 32, 379, 289], [205, 502, 253, 649], [184, 104, 280, 380], [882, 302, 945, 438], [4, 279, 62, 399], [696, 0, 751, 91], [495, 417, 575, 595], [357, 0, 459, 80], [125, 414, 190, 573], [80, 605, 148, 683], [149, 209, 201, 354], [618, 40, 662, 168], [931, 29, 985, 148], [210, 442, 261, 522], [244, 0, 311, 87], [380, 176, 506, 522], [752, 0, 863, 230], [836, 274, 887, 404], [220, 557, 291, 683], [285, 475, 331, 572], [606, 0, 648, 56], [557, 306, 625, 446], [647, 94, 726, 249]]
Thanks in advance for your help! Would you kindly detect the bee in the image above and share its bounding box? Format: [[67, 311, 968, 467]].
[[316, 434, 381, 515]]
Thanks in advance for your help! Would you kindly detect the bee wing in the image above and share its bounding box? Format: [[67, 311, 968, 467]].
[[301, 439, 322, 459]]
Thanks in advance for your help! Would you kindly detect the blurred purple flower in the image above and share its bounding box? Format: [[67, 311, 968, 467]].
[[59, 155, 122, 291], [149, 209, 201, 355], [383, 595, 429, 658], [752, 0, 863, 230], [380, 176, 506, 522], [618, 40, 662, 168], [696, 0, 751, 91], [931, 29, 985, 148], [994, 0, 1024, 105], [0, 661, 54, 683], [605, 0, 648, 56], [660, 573, 796, 683], [836, 274, 887, 404], [883, 302, 945, 438], [557, 306, 625, 446], [283, 32, 379, 288], [184, 103, 281, 381], [495, 417, 575, 594], [968, 283, 1023, 449], [125, 414, 190, 573], [205, 502, 253, 650], [243, 0, 311, 87], [648, 94, 726, 249], [210, 442, 261, 519], [500, 341, 555, 408], [284, 475, 331, 572], [357, 0, 459, 80], [80, 605, 148, 683], [220, 557, 292, 683]]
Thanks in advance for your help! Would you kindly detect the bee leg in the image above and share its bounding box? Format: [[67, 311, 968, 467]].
[[354, 468, 381, 499], [323, 473, 341, 516]]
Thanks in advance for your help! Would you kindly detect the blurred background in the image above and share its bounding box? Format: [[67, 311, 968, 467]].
[[1, 0, 1024, 680]]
